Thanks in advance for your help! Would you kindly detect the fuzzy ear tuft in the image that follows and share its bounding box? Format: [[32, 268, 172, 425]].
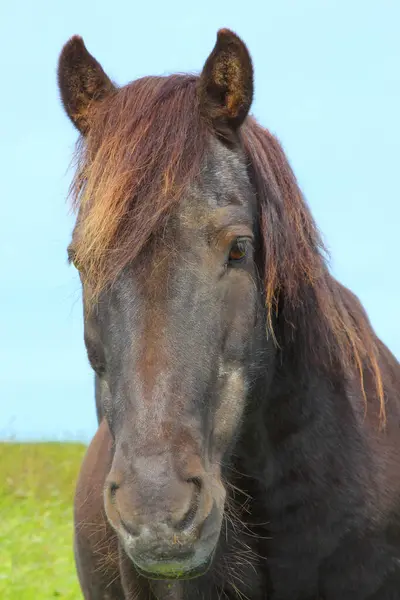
[[197, 29, 253, 140], [57, 36, 116, 134]]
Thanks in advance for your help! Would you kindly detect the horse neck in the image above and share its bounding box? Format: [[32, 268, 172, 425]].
[[232, 330, 371, 508]]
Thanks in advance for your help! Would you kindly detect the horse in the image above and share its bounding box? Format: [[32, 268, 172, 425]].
[[58, 29, 400, 599]]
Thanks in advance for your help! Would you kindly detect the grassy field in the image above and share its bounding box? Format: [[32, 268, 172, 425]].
[[0, 442, 86, 599]]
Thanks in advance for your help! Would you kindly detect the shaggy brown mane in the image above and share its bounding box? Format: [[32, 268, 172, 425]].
[[241, 120, 384, 421], [70, 74, 384, 420], [70, 75, 208, 295]]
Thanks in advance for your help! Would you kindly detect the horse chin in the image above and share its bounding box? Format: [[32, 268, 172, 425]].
[[132, 553, 214, 581], [127, 545, 217, 581]]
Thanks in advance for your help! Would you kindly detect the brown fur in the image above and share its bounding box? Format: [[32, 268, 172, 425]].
[[69, 75, 208, 301], [67, 76, 384, 421], [197, 29, 253, 137], [58, 36, 116, 134], [61, 28, 400, 599]]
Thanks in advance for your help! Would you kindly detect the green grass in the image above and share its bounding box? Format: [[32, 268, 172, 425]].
[[0, 442, 86, 599]]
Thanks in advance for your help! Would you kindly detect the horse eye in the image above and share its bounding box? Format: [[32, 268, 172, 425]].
[[67, 247, 80, 270], [228, 239, 249, 263]]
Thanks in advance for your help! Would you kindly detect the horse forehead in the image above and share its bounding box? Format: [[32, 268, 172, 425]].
[[124, 142, 252, 282], [177, 142, 252, 228], [201, 138, 251, 200]]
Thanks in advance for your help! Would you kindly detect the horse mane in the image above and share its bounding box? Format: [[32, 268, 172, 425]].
[[69, 73, 384, 421], [70, 75, 207, 290], [241, 121, 384, 420]]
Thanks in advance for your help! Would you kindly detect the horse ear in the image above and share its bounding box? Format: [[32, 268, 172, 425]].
[[57, 36, 116, 134], [198, 29, 253, 140]]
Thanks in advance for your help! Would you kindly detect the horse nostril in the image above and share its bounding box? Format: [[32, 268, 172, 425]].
[[187, 476, 202, 494], [108, 481, 119, 503], [174, 477, 202, 532]]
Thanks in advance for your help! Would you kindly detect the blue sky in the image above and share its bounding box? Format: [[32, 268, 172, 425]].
[[1, 0, 399, 441]]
